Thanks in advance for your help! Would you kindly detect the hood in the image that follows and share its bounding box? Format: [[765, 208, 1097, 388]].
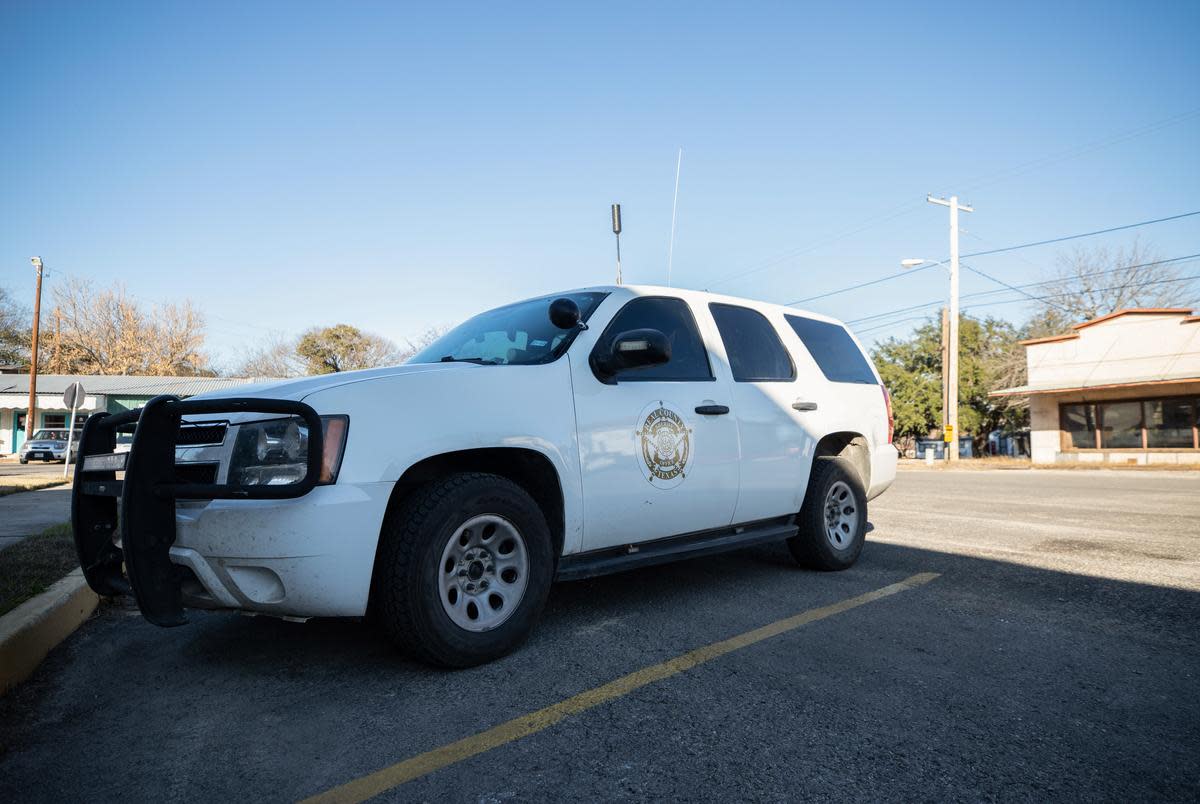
[[193, 362, 473, 403]]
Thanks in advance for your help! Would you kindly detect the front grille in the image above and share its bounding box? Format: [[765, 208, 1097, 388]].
[[175, 423, 227, 447], [174, 463, 219, 484]]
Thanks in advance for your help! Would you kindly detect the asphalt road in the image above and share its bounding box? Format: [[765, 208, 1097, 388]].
[[2, 469, 1198, 802]]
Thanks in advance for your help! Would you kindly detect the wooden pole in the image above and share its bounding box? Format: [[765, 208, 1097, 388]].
[[26, 258, 44, 442]]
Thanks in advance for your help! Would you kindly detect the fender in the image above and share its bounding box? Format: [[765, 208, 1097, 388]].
[[301, 361, 586, 554]]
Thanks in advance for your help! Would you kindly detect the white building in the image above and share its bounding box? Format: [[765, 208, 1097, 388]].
[[991, 308, 1200, 464], [1, 374, 279, 456]]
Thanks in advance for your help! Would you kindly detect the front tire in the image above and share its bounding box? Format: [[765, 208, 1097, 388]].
[[373, 472, 554, 667], [788, 456, 867, 571]]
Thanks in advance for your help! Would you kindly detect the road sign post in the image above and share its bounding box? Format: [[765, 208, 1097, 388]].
[[61, 381, 85, 478]]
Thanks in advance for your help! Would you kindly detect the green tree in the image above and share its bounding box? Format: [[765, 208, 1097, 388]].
[[872, 314, 1028, 446], [295, 324, 401, 374]]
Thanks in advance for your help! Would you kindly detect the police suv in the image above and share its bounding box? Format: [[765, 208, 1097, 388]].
[[72, 286, 896, 667]]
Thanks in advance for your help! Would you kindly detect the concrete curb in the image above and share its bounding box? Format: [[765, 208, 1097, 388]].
[[0, 569, 99, 695]]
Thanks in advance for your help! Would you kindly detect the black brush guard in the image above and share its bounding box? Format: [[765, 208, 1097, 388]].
[[71, 395, 323, 627]]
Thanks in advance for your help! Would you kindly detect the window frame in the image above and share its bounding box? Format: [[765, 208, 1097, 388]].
[[708, 303, 796, 383], [1058, 394, 1200, 451], [589, 295, 715, 383]]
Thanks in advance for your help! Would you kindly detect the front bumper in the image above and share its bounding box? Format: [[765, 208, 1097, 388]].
[[71, 395, 328, 627], [169, 481, 392, 617], [22, 448, 66, 460]]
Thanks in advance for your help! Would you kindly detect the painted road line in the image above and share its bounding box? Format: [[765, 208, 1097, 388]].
[[302, 571, 940, 804]]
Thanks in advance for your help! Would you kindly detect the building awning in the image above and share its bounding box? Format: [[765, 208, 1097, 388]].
[[990, 373, 1200, 398]]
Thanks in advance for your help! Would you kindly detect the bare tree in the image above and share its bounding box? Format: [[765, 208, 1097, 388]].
[[235, 334, 305, 378], [397, 325, 450, 363], [44, 278, 211, 376], [1026, 239, 1197, 336], [0, 286, 30, 367]]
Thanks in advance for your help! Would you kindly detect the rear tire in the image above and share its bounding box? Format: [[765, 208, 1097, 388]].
[[788, 456, 867, 571], [373, 472, 554, 668]]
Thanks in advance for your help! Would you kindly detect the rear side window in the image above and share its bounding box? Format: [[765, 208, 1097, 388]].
[[785, 315, 876, 384], [709, 303, 795, 382], [596, 296, 713, 381]]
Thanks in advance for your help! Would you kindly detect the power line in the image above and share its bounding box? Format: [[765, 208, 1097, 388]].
[[847, 255, 1200, 327], [853, 272, 1200, 336], [961, 262, 1074, 313], [789, 209, 1200, 311], [785, 261, 938, 306], [704, 108, 1200, 290], [960, 210, 1200, 259]]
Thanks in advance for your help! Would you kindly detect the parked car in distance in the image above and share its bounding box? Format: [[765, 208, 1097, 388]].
[[72, 285, 896, 667], [19, 429, 82, 464]]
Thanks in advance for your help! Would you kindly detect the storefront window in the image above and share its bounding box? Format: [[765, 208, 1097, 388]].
[[1099, 401, 1143, 448], [1062, 403, 1097, 449], [43, 413, 67, 429], [1145, 398, 1195, 448]]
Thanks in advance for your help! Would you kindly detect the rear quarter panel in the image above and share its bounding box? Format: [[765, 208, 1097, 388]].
[[776, 315, 896, 498]]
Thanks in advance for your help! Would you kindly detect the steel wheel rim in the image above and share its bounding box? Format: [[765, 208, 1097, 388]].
[[823, 480, 859, 550], [438, 514, 529, 633]]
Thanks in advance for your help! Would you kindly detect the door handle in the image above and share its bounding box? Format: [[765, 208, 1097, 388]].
[[792, 400, 818, 412], [695, 404, 730, 415]]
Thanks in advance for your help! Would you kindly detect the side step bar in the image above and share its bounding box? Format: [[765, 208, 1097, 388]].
[[556, 517, 799, 582]]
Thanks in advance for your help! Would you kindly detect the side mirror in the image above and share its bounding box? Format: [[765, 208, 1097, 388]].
[[549, 297, 581, 330], [591, 328, 671, 382]]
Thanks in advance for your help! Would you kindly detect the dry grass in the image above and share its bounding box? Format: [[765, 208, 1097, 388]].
[[0, 475, 69, 497], [0, 522, 79, 617]]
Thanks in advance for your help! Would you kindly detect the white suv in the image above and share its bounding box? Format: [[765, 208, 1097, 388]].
[[72, 285, 896, 666]]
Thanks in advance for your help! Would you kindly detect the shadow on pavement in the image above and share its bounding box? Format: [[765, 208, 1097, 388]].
[[1, 539, 1197, 801]]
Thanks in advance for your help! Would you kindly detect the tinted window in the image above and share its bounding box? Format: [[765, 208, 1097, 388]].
[[1099, 401, 1143, 448], [785, 315, 877, 384], [1144, 398, 1195, 448], [1061, 403, 1097, 449], [596, 297, 713, 381], [709, 304, 795, 382]]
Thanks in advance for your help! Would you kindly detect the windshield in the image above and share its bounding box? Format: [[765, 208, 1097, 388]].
[[410, 292, 609, 366], [32, 430, 68, 441]]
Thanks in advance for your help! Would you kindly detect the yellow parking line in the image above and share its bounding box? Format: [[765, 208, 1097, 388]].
[[302, 571, 940, 804]]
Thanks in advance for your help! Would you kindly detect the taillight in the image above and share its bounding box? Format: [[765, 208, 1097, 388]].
[[881, 385, 894, 444]]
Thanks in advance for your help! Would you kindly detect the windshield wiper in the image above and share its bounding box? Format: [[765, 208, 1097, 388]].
[[440, 356, 501, 365]]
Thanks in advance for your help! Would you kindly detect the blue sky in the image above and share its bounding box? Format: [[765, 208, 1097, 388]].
[[2, 1, 1198, 369]]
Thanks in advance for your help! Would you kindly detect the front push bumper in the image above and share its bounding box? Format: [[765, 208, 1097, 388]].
[[71, 395, 325, 627]]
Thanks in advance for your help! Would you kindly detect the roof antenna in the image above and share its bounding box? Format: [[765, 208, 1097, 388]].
[[667, 147, 682, 287], [611, 203, 623, 285]]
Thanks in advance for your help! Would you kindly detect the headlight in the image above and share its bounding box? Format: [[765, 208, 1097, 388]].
[[228, 415, 349, 487]]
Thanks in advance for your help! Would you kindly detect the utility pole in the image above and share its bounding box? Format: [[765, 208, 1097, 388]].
[[611, 203, 623, 285], [926, 195, 973, 461], [27, 257, 44, 444]]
